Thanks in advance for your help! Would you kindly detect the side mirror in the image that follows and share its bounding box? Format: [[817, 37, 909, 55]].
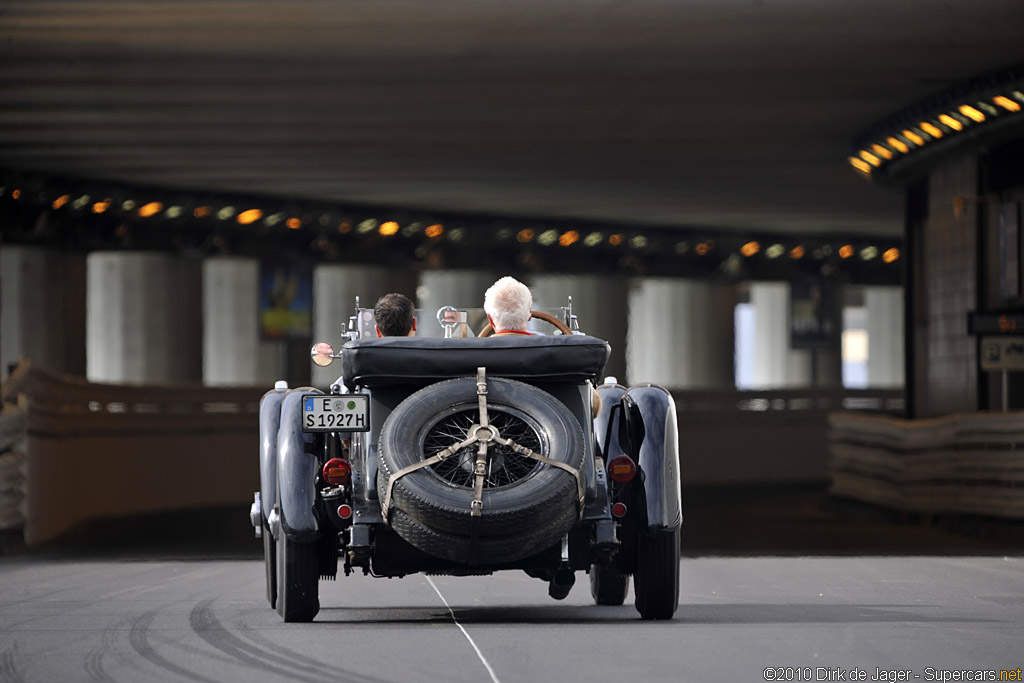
[[311, 342, 335, 367]]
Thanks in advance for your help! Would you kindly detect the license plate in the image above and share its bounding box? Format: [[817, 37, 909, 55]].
[[302, 394, 370, 432]]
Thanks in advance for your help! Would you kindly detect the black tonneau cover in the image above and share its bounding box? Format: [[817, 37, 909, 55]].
[[342, 335, 610, 388]]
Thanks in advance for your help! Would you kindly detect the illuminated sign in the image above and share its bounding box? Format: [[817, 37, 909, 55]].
[[967, 312, 1024, 335]]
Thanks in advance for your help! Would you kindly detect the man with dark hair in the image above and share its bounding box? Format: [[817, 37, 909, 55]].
[[374, 293, 417, 337]]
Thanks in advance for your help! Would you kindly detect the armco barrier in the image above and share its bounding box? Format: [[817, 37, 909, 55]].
[[829, 411, 1024, 519]]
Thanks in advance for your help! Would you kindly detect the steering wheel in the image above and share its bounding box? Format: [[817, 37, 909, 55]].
[[478, 310, 572, 337]]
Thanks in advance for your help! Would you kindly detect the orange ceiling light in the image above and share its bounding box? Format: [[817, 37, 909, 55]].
[[902, 129, 925, 146], [558, 230, 580, 246], [938, 114, 963, 131], [695, 242, 711, 256], [871, 143, 893, 160], [919, 122, 943, 138], [882, 248, 900, 263], [515, 228, 534, 243], [886, 137, 909, 153], [51, 194, 70, 209], [138, 202, 163, 217], [740, 241, 760, 257], [993, 95, 1021, 112], [286, 217, 301, 230], [959, 105, 985, 123], [789, 245, 805, 259], [849, 157, 872, 174], [92, 199, 111, 214], [608, 234, 624, 246], [839, 244, 854, 259], [859, 150, 882, 167], [193, 206, 212, 218], [237, 209, 263, 225], [379, 221, 400, 236], [425, 224, 444, 238]]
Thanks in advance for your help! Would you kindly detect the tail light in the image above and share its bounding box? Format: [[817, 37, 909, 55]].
[[322, 458, 352, 486], [336, 504, 353, 520], [607, 455, 637, 483], [611, 502, 628, 518]]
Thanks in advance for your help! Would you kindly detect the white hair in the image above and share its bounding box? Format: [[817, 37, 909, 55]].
[[484, 276, 533, 332]]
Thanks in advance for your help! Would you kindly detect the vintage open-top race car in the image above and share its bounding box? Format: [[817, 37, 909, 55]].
[[251, 300, 682, 622]]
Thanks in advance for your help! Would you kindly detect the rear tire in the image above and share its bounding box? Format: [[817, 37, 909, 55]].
[[263, 519, 277, 608], [276, 533, 319, 622], [590, 561, 629, 606], [633, 527, 680, 620]]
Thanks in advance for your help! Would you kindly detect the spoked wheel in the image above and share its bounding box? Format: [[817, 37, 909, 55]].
[[633, 526, 680, 620], [263, 518, 276, 608], [276, 533, 319, 622], [378, 377, 584, 559], [590, 561, 629, 606], [425, 407, 543, 491]]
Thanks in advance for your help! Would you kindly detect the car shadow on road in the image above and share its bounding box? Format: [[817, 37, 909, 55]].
[[314, 602, 994, 626]]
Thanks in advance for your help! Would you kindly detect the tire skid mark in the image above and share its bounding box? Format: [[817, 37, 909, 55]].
[[129, 610, 219, 683], [191, 601, 390, 683], [84, 616, 130, 683], [0, 644, 24, 683], [187, 602, 380, 683], [235, 623, 395, 683]]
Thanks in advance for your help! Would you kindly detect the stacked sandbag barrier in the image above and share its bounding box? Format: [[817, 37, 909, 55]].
[[828, 411, 1024, 519], [0, 402, 27, 548]]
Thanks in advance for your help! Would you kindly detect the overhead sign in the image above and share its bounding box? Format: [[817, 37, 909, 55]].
[[260, 262, 313, 339], [980, 336, 1024, 371], [790, 280, 836, 349], [968, 312, 1024, 336]]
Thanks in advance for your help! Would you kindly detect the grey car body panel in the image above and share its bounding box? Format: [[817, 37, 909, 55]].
[[626, 384, 683, 532], [277, 388, 322, 541], [258, 389, 287, 528]]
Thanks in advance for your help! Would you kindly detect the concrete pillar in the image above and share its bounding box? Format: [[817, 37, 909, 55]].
[[311, 264, 416, 387], [530, 273, 629, 381], [626, 278, 735, 388], [1, 246, 86, 377], [750, 282, 811, 388], [415, 269, 497, 337], [203, 256, 279, 386], [86, 251, 201, 384], [417, 269, 495, 311], [866, 286, 904, 388]]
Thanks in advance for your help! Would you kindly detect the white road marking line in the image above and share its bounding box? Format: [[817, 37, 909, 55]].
[[425, 576, 501, 683]]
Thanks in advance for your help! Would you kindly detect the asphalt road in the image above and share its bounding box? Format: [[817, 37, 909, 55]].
[[1, 555, 1022, 683]]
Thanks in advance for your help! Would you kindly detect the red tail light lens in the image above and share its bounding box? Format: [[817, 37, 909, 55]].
[[611, 502, 628, 518], [337, 504, 353, 520], [607, 455, 637, 483], [322, 458, 351, 486]]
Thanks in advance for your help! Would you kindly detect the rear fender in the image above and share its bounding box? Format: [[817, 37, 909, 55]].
[[258, 388, 287, 528], [623, 384, 682, 532], [595, 383, 627, 462], [277, 388, 322, 541]]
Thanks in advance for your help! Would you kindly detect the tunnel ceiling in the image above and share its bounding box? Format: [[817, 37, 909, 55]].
[[1, 0, 1022, 239]]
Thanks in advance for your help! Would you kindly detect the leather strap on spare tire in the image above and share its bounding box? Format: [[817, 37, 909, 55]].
[[377, 370, 585, 563]]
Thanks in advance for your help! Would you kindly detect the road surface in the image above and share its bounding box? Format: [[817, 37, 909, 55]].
[[1, 555, 1021, 683]]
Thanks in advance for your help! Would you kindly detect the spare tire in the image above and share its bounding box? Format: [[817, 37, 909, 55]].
[[378, 377, 584, 552]]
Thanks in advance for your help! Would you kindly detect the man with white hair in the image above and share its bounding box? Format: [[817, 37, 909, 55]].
[[483, 276, 534, 335], [483, 275, 603, 415]]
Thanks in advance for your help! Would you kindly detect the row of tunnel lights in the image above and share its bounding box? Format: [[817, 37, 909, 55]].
[[849, 92, 1023, 176], [4, 187, 898, 264]]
